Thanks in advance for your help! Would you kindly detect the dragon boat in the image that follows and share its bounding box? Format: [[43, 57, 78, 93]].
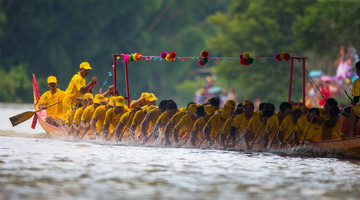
[[31, 54, 360, 158]]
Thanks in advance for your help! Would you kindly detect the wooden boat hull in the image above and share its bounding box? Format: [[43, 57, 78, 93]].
[[32, 74, 360, 157]]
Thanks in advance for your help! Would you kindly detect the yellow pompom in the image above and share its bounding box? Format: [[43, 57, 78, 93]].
[[243, 52, 250, 60]]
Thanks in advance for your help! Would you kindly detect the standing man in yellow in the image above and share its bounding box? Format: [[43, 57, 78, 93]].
[[38, 76, 66, 126], [63, 62, 97, 114]]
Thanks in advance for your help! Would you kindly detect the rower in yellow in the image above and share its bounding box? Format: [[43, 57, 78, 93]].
[[278, 109, 302, 147], [228, 100, 255, 146], [102, 96, 128, 139], [129, 105, 155, 140], [89, 96, 111, 138], [80, 94, 104, 137], [38, 76, 66, 126], [262, 102, 292, 148], [130, 92, 157, 108], [189, 105, 215, 147], [62, 62, 98, 114], [71, 93, 93, 136], [140, 100, 168, 141], [218, 100, 237, 146], [147, 100, 178, 142], [293, 108, 325, 145], [164, 102, 196, 145], [244, 108, 274, 150], [203, 104, 233, 146], [171, 104, 198, 146], [114, 107, 140, 141]]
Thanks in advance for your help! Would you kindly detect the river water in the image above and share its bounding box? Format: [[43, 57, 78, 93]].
[[1, 103, 360, 200]]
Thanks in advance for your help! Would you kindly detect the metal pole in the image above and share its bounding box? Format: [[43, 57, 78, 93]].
[[288, 57, 294, 103], [124, 61, 130, 107], [113, 55, 117, 96], [302, 58, 306, 112]]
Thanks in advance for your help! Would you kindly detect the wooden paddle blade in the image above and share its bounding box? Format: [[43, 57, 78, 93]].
[[9, 111, 35, 127]]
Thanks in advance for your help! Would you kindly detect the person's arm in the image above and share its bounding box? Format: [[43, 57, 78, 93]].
[[244, 129, 253, 149], [202, 124, 211, 142], [102, 124, 110, 137], [293, 131, 300, 145], [89, 118, 97, 134], [80, 77, 98, 94], [140, 112, 151, 138], [130, 98, 145, 109], [114, 122, 125, 141], [164, 122, 174, 144], [102, 85, 114, 97]]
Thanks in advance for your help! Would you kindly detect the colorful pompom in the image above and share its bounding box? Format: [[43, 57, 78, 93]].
[[123, 54, 130, 62], [165, 54, 174, 62], [160, 52, 168, 59], [280, 52, 291, 61], [169, 52, 176, 59], [247, 57, 254, 64], [274, 53, 282, 62], [129, 54, 134, 62], [200, 50, 209, 58], [240, 58, 248, 65], [198, 58, 206, 66], [201, 57, 208, 64], [275, 52, 291, 61], [242, 52, 250, 60]]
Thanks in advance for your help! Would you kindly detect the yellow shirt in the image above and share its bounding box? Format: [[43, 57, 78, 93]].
[[81, 105, 95, 125], [104, 108, 127, 133], [174, 114, 195, 140], [204, 113, 226, 140], [192, 117, 206, 140], [65, 109, 75, 125], [92, 105, 107, 132], [131, 109, 146, 137], [65, 72, 86, 100], [279, 115, 296, 143], [118, 110, 136, 136], [295, 115, 323, 142], [73, 107, 84, 125], [264, 113, 280, 143], [220, 117, 235, 139], [38, 88, 65, 119], [155, 111, 172, 132], [247, 114, 266, 142], [170, 110, 186, 125], [352, 77, 360, 96], [232, 113, 252, 138]]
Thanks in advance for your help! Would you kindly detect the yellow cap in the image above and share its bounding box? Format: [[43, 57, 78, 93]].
[[47, 76, 57, 84], [206, 98, 212, 102], [108, 96, 116, 107], [243, 99, 254, 107], [104, 97, 109, 103], [115, 96, 125, 107], [221, 105, 232, 118], [93, 94, 104, 104], [79, 62, 92, 70], [188, 104, 197, 114], [224, 99, 236, 108], [204, 105, 215, 115], [140, 92, 149, 99], [145, 93, 157, 102], [83, 93, 93, 100]]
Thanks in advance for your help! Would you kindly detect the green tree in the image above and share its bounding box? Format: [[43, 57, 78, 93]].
[[207, 0, 313, 105]]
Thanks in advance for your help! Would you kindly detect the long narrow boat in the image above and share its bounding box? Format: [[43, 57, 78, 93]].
[[32, 74, 360, 157]]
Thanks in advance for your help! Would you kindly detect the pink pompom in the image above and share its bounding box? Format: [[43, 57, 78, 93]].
[[124, 54, 130, 62], [274, 53, 282, 62], [160, 52, 168, 59], [198, 59, 206, 66], [239, 54, 243, 59]]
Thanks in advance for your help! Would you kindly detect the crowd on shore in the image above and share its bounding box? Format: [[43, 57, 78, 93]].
[[37, 62, 359, 149]]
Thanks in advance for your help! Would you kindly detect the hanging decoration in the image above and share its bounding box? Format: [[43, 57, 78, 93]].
[[274, 52, 291, 62], [239, 52, 254, 66], [198, 50, 209, 66]]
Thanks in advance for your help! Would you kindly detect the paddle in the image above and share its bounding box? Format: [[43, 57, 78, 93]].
[[9, 100, 62, 127], [301, 117, 314, 145], [281, 129, 295, 148], [249, 122, 265, 149], [268, 124, 281, 148], [118, 111, 135, 142], [344, 90, 355, 106]]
